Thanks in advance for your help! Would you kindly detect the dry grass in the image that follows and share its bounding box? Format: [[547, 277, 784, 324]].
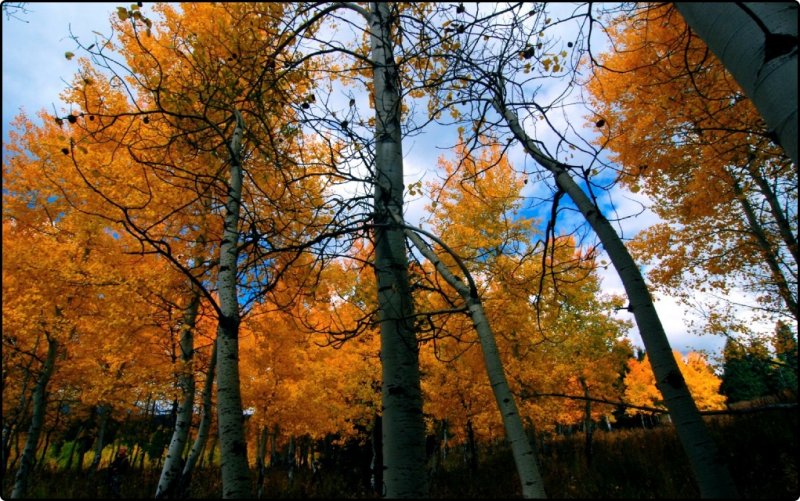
[[3, 410, 796, 498]]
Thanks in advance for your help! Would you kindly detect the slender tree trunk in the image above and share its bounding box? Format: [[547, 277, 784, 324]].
[[368, 3, 427, 498], [65, 429, 80, 472], [215, 109, 251, 498], [9, 432, 21, 472], [286, 435, 295, 484], [156, 290, 201, 498], [299, 436, 309, 470], [181, 338, 217, 488], [441, 420, 448, 464], [2, 422, 18, 476], [36, 426, 53, 470], [205, 434, 218, 467], [495, 97, 739, 499], [37, 404, 62, 471], [466, 419, 477, 474], [748, 164, 799, 265], [256, 425, 269, 499], [3, 336, 37, 476], [137, 441, 147, 471], [462, 296, 546, 496], [130, 395, 149, 471], [394, 213, 547, 497], [89, 404, 110, 473], [579, 378, 593, 465], [675, 3, 798, 166], [256, 426, 269, 499], [730, 175, 799, 321], [269, 426, 278, 467], [176, 194, 214, 497], [11, 335, 58, 498]]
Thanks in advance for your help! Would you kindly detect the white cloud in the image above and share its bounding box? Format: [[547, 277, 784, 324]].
[[2, 3, 121, 139], [606, 285, 730, 358], [2, 2, 772, 361]]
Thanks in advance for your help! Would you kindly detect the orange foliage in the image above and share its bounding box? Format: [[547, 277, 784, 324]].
[[624, 351, 726, 415], [587, 4, 797, 328], [419, 138, 632, 440]]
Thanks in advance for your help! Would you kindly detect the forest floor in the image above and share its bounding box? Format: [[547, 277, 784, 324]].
[[3, 410, 797, 499]]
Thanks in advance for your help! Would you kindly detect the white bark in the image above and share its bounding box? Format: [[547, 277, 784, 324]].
[[11, 336, 58, 499], [369, 3, 427, 497], [156, 291, 200, 498], [675, 2, 798, 165], [181, 338, 217, 482], [395, 214, 547, 498], [216, 109, 251, 499], [495, 97, 739, 499], [180, 200, 216, 490], [730, 175, 798, 319]]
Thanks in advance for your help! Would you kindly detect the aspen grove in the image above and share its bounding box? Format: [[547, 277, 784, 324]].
[[2, 3, 797, 499]]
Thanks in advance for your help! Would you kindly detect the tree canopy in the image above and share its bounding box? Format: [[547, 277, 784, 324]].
[[3, 3, 796, 499]]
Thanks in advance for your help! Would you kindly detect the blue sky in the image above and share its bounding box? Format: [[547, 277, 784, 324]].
[[2, 3, 123, 141], [2, 2, 748, 359]]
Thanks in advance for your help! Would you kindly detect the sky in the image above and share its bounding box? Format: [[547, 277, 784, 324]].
[[2, 2, 748, 360], [1, 3, 123, 139]]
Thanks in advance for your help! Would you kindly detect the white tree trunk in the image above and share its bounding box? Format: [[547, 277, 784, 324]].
[[11, 336, 58, 498], [396, 216, 547, 498], [729, 175, 798, 319], [369, 3, 427, 497], [216, 110, 251, 499], [495, 98, 739, 499], [675, 2, 798, 165], [156, 291, 200, 498], [181, 338, 217, 483]]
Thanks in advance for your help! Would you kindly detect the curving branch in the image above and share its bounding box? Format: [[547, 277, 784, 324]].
[[386, 208, 547, 499]]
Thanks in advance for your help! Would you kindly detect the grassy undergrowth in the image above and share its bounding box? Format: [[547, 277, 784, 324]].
[[3, 411, 796, 498]]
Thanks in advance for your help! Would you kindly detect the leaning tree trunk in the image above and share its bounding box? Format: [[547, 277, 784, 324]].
[[215, 109, 251, 499], [11, 335, 58, 499], [394, 213, 547, 498], [579, 378, 593, 465], [64, 426, 82, 472], [3, 334, 37, 476], [368, 3, 427, 498], [729, 174, 799, 321], [89, 404, 110, 473], [156, 289, 201, 498], [181, 337, 217, 490], [204, 434, 218, 468], [675, 2, 798, 166], [746, 165, 799, 266], [495, 96, 739, 499]]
